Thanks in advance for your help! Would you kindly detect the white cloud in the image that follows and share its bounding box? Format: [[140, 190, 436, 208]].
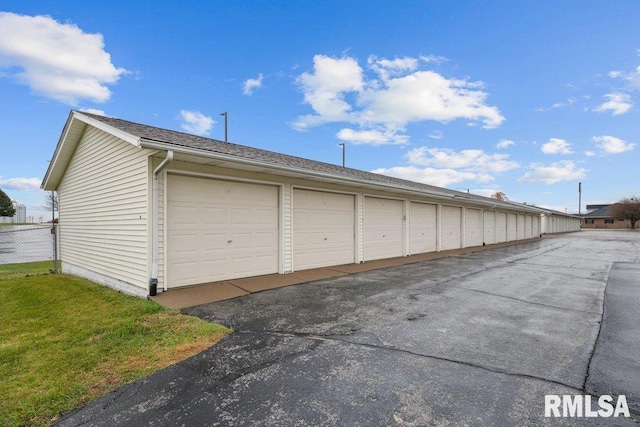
[[419, 54, 449, 65], [593, 93, 633, 115], [372, 166, 492, 188], [242, 73, 264, 95], [407, 147, 519, 173], [551, 97, 576, 108], [541, 138, 573, 155], [360, 70, 505, 128], [496, 139, 515, 149], [292, 54, 504, 144], [371, 145, 517, 187], [180, 110, 214, 136], [627, 65, 640, 89], [0, 12, 127, 104], [585, 151, 596, 157], [517, 161, 587, 184], [0, 177, 41, 191], [336, 128, 408, 145], [609, 65, 640, 90], [428, 130, 444, 140], [592, 135, 636, 154], [368, 55, 419, 81]]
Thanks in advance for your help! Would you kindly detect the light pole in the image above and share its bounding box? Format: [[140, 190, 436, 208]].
[[578, 182, 582, 215], [220, 112, 228, 142], [338, 143, 345, 167]]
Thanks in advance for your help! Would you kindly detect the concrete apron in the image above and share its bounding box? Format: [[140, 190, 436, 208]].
[[151, 238, 542, 309]]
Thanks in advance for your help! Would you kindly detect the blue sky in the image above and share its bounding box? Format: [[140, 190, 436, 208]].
[[1, 1, 639, 221]]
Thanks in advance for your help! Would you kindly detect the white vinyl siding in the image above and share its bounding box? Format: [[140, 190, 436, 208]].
[[166, 175, 278, 287], [483, 211, 496, 245], [465, 208, 483, 248], [441, 205, 462, 250], [409, 202, 437, 255], [58, 127, 149, 290], [364, 197, 404, 261], [293, 189, 355, 270]]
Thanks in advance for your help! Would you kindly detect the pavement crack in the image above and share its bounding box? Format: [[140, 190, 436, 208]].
[[582, 262, 613, 394], [455, 286, 602, 315], [237, 328, 583, 392]]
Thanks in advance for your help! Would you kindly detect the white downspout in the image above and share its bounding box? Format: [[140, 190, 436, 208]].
[[150, 150, 173, 296]]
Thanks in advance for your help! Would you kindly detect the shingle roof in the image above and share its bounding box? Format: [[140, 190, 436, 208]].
[[77, 111, 547, 213], [582, 205, 613, 218]]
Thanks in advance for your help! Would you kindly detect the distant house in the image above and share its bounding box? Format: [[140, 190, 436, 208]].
[[42, 111, 581, 297], [581, 204, 638, 229]]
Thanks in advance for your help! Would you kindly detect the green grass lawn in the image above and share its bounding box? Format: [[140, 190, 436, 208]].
[[0, 262, 231, 426]]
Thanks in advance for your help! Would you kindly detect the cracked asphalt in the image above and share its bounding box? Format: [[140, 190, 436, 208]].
[[57, 231, 640, 426]]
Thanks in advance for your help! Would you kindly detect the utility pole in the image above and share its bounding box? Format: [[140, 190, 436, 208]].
[[220, 112, 228, 142], [578, 182, 582, 215], [338, 143, 345, 167]]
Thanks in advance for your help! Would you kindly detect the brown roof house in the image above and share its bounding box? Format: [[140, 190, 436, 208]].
[[581, 204, 639, 229]]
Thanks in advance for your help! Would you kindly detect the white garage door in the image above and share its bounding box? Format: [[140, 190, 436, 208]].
[[517, 214, 525, 240], [484, 211, 496, 245], [364, 197, 404, 261], [441, 205, 462, 250], [465, 208, 483, 248], [167, 175, 279, 288], [496, 212, 507, 243], [409, 202, 437, 255], [525, 215, 533, 239], [532, 216, 540, 237], [293, 189, 355, 270], [507, 213, 517, 241]]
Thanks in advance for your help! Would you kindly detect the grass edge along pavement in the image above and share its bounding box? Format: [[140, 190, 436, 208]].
[[0, 262, 231, 426]]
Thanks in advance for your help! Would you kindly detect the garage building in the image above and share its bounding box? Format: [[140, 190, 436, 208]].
[[42, 111, 579, 297]]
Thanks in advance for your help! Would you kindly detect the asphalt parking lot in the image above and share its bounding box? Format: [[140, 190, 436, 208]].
[[57, 231, 640, 426]]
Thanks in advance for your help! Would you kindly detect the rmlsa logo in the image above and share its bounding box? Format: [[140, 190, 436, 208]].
[[545, 395, 630, 418]]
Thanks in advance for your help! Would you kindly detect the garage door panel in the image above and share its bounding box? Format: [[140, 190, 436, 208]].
[[364, 197, 404, 261], [442, 206, 462, 251], [507, 213, 517, 241], [484, 211, 496, 245], [496, 212, 507, 243], [465, 208, 483, 248], [293, 189, 355, 270], [409, 202, 437, 255], [168, 175, 279, 288]]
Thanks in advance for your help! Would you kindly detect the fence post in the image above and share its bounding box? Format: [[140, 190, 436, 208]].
[[52, 223, 58, 273]]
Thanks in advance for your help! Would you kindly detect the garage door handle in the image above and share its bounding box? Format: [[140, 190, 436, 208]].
[[228, 240, 232, 243], [324, 237, 328, 240]]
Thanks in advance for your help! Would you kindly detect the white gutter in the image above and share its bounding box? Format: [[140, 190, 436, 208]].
[[150, 150, 173, 296]]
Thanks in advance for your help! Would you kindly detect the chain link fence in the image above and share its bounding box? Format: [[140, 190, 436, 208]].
[[0, 225, 58, 270]]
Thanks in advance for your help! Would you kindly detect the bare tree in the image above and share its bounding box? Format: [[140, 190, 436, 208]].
[[491, 191, 509, 201], [609, 196, 640, 229], [44, 191, 59, 222]]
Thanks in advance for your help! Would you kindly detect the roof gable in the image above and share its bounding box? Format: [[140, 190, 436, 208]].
[[42, 111, 141, 190]]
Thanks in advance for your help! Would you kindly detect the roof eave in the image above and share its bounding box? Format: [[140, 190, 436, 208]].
[[140, 139, 540, 212]]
